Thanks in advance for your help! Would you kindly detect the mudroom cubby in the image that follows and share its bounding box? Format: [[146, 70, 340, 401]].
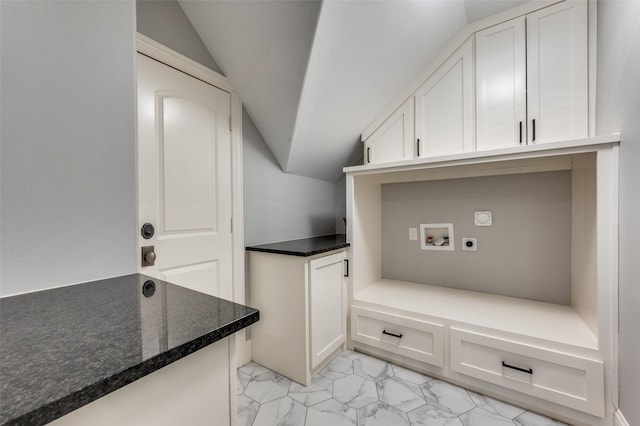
[[344, 136, 619, 426]]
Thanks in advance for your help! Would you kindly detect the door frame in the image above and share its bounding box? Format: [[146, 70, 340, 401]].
[[136, 33, 248, 365]]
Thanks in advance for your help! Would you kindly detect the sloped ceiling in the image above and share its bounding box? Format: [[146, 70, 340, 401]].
[[179, 0, 526, 182]]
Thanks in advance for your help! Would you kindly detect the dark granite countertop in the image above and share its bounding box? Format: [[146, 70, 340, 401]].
[[246, 234, 350, 257], [0, 274, 259, 426]]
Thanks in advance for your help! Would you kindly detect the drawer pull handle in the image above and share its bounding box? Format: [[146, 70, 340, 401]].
[[382, 330, 403, 339], [502, 361, 533, 375]]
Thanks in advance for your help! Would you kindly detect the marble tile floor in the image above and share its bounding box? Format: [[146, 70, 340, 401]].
[[237, 350, 570, 426]]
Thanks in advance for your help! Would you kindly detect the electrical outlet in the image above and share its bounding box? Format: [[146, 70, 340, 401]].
[[462, 237, 477, 251], [409, 228, 418, 241]]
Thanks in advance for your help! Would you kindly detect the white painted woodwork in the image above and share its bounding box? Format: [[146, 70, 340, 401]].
[[415, 37, 475, 158], [137, 34, 247, 369], [450, 328, 604, 417], [355, 279, 597, 350], [475, 17, 526, 150], [615, 410, 631, 426], [527, 0, 589, 145], [363, 98, 413, 165], [362, 0, 592, 167], [136, 33, 232, 93], [249, 249, 347, 386], [351, 305, 444, 367], [361, 0, 563, 142], [345, 138, 619, 426], [310, 252, 348, 369], [345, 134, 619, 176], [137, 53, 233, 300], [50, 337, 235, 426]]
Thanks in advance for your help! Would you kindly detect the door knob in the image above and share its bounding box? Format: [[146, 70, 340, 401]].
[[141, 246, 156, 267]]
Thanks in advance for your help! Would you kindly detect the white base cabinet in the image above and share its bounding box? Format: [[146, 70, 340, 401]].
[[351, 306, 444, 368], [50, 337, 235, 426], [450, 328, 604, 417], [249, 249, 347, 386], [345, 138, 619, 426]]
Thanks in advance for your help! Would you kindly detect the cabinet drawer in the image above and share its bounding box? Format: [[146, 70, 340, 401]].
[[351, 306, 444, 367], [450, 328, 604, 417]]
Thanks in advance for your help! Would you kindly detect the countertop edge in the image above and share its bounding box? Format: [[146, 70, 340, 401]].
[[245, 242, 350, 257], [3, 310, 259, 426]]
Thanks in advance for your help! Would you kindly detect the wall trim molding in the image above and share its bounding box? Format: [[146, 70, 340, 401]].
[[136, 33, 232, 93], [614, 410, 630, 426]]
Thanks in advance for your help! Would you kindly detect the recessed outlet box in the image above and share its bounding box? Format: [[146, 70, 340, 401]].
[[420, 223, 454, 251], [475, 211, 492, 226], [462, 237, 477, 251]]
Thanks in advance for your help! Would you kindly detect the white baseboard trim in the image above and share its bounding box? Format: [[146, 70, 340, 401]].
[[615, 409, 630, 426]]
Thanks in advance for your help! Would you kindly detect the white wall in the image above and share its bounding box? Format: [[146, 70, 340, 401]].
[[596, 0, 640, 423], [136, 0, 222, 74], [0, 1, 137, 297], [335, 174, 347, 235], [242, 108, 336, 246]]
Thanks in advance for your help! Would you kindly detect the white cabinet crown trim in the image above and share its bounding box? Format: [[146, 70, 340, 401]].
[[346, 134, 619, 175]]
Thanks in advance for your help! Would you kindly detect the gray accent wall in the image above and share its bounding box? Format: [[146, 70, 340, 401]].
[[381, 171, 572, 304], [596, 0, 640, 423], [0, 1, 137, 296]]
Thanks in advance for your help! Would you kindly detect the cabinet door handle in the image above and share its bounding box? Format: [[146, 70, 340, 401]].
[[519, 121, 523, 144], [502, 361, 533, 374], [344, 259, 349, 277], [367, 147, 371, 163], [532, 119, 536, 143], [417, 138, 421, 157], [382, 329, 403, 339]]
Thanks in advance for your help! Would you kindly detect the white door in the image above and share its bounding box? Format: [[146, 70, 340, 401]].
[[475, 16, 527, 150], [415, 37, 474, 158], [364, 98, 414, 165], [526, 0, 588, 145], [137, 53, 233, 300], [309, 251, 347, 369]]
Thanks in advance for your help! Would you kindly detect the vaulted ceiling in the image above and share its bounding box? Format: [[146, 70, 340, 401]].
[[179, 0, 526, 182]]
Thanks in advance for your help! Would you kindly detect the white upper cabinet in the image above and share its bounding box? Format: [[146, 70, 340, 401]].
[[415, 37, 475, 158], [476, 1, 588, 150], [476, 17, 527, 150], [361, 0, 590, 166], [364, 98, 414, 165], [527, 0, 588, 144]]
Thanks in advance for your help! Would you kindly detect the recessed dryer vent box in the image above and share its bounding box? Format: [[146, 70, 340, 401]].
[[420, 223, 454, 251]]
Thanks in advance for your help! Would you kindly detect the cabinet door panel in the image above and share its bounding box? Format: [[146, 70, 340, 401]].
[[309, 252, 346, 369], [364, 98, 413, 165], [476, 17, 527, 151], [527, 0, 588, 144], [416, 37, 474, 158], [450, 328, 604, 417]]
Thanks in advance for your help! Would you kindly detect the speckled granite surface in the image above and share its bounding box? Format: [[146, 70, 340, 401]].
[[0, 274, 259, 426], [246, 234, 349, 257]]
